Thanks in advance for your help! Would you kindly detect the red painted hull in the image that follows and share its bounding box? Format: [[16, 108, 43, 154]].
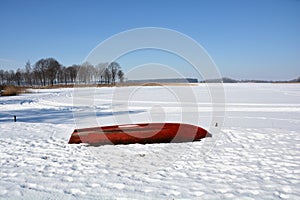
[[68, 123, 209, 145]]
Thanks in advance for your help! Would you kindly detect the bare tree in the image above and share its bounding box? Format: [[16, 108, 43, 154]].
[[4, 71, 10, 84], [34, 59, 47, 86], [9, 70, 16, 85], [46, 58, 61, 86], [73, 65, 80, 83], [78, 62, 95, 84], [25, 61, 32, 86], [15, 68, 23, 86], [78, 63, 88, 84], [0, 58, 124, 86], [63, 66, 69, 85], [87, 63, 96, 83], [108, 62, 120, 85], [117, 70, 124, 83], [58, 66, 68, 85], [96, 63, 107, 84], [104, 68, 111, 84], [67, 65, 79, 84], [34, 58, 61, 86], [0, 70, 4, 84]]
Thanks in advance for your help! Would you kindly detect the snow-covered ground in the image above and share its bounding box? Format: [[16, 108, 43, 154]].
[[0, 84, 299, 199]]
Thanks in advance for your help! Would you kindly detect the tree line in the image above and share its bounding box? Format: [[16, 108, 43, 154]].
[[201, 77, 300, 83], [0, 58, 125, 86]]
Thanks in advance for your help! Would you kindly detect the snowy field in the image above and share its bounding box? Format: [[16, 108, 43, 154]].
[[0, 84, 299, 199]]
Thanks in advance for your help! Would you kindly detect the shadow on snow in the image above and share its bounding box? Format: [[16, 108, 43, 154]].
[[0, 108, 145, 124]]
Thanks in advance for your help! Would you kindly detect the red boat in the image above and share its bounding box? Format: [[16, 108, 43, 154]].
[[68, 123, 210, 145]]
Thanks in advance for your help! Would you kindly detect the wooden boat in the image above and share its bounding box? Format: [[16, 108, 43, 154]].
[[68, 123, 210, 145]]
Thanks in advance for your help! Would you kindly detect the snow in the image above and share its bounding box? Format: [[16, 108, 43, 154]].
[[0, 83, 300, 199]]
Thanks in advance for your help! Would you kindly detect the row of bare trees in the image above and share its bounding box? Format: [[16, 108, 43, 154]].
[[0, 58, 124, 86]]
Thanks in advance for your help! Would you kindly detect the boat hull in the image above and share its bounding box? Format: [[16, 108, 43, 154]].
[[68, 123, 209, 145]]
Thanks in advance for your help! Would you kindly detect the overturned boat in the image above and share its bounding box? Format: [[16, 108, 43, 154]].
[[68, 123, 210, 145]]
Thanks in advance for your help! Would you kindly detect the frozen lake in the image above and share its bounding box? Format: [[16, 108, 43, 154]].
[[0, 83, 299, 199]]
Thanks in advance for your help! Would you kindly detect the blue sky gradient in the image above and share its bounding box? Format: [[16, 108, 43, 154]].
[[0, 0, 299, 80]]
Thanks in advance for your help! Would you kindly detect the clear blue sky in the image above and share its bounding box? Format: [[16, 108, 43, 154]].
[[0, 0, 299, 80]]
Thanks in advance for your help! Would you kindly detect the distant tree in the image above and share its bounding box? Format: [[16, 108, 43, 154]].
[[58, 66, 68, 85], [9, 70, 16, 85], [45, 58, 61, 86], [86, 63, 96, 83], [0, 69, 4, 84], [24, 61, 32, 86], [96, 63, 107, 84], [67, 65, 79, 83], [15, 68, 22, 86], [0, 57, 125, 86], [77, 62, 97, 84], [4, 71, 10, 84], [34, 58, 61, 86], [34, 59, 47, 86], [104, 68, 111, 84], [108, 62, 120, 85], [117, 70, 124, 83], [32, 69, 40, 85], [64, 66, 70, 85], [78, 62, 89, 84]]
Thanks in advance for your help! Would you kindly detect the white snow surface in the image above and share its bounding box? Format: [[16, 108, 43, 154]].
[[0, 83, 299, 199]]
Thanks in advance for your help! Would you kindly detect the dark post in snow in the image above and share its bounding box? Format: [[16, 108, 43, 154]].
[[14, 115, 17, 122]]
